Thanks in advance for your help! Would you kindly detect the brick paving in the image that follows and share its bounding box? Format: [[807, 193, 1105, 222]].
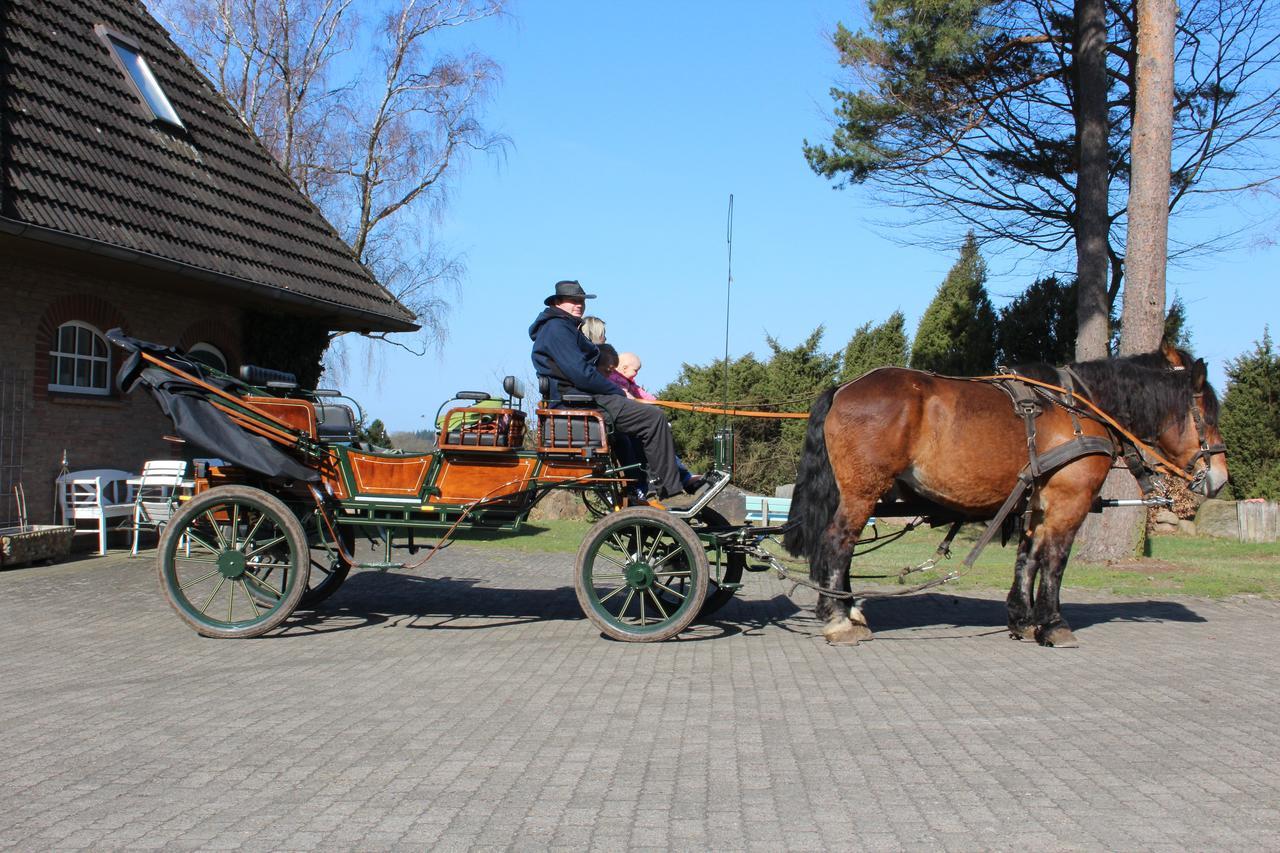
[[2, 540, 1279, 851]]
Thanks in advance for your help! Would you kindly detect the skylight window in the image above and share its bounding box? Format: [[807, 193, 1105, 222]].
[[94, 25, 184, 128]]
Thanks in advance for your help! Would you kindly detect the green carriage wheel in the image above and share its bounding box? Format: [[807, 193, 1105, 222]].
[[298, 508, 354, 606], [690, 508, 745, 616], [157, 485, 309, 639], [574, 506, 708, 642]]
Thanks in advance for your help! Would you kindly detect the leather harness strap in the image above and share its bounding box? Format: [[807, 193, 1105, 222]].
[[961, 374, 1118, 570]]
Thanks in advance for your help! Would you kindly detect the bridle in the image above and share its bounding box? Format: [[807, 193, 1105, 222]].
[[1185, 391, 1228, 492]]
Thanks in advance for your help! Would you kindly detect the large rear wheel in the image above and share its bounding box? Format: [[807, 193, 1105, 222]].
[[158, 486, 309, 639], [575, 507, 708, 642]]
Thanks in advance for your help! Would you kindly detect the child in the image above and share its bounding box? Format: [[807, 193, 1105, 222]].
[[605, 350, 704, 493]]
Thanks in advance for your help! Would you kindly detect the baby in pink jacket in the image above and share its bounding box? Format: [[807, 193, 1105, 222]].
[[607, 351, 656, 400]]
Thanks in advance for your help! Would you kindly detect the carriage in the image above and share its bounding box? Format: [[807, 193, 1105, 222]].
[[109, 331, 757, 642], [111, 330, 1227, 648]]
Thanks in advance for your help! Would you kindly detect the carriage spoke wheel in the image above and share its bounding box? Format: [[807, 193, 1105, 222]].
[[298, 508, 354, 607], [581, 486, 616, 520], [575, 507, 708, 642], [157, 486, 309, 639]]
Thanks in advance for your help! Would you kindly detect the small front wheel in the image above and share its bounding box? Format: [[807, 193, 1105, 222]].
[[158, 486, 309, 639], [575, 507, 708, 642]]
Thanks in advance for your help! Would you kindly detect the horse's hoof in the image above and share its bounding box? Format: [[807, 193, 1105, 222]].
[[824, 621, 873, 646], [1009, 624, 1036, 641], [1037, 625, 1079, 648]]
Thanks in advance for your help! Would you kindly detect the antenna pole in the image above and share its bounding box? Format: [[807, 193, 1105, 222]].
[[722, 194, 734, 426]]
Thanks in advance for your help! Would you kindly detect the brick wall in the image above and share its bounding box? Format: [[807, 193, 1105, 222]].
[[1, 239, 246, 527]]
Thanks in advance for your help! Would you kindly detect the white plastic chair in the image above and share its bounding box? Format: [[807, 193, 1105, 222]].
[[56, 469, 137, 555], [130, 460, 189, 555]]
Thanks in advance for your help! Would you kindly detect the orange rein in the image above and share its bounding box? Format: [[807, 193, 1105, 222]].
[[650, 400, 809, 419]]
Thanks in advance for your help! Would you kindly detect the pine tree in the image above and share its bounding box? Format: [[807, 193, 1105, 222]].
[[1163, 293, 1193, 351], [994, 276, 1078, 367], [910, 234, 997, 375], [1220, 330, 1280, 499], [840, 310, 910, 382]]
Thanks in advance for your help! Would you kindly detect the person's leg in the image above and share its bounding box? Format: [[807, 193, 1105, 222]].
[[595, 396, 683, 498]]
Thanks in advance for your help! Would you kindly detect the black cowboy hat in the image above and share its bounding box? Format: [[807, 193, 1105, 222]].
[[544, 279, 596, 306]]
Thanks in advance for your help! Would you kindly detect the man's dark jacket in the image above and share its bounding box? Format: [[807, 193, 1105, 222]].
[[528, 307, 621, 402]]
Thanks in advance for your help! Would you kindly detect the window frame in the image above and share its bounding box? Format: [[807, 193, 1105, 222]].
[[48, 321, 113, 397], [93, 24, 185, 129]]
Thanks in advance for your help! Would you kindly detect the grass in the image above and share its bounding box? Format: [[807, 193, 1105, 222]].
[[446, 518, 1280, 599]]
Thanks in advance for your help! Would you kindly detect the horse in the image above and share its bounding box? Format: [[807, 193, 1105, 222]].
[[782, 344, 1229, 647]]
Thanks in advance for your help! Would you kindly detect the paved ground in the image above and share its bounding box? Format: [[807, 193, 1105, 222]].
[[2, 538, 1279, 851]]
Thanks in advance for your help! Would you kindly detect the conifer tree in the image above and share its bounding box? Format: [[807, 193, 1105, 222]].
[[1220, 330, 1280, 499], [910, 235, 996, 375], [994, 276, 1078, 367], [840, 311, 910, 382]]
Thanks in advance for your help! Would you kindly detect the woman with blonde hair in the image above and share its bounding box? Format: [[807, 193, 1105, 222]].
[[579, 315, 606, 344]]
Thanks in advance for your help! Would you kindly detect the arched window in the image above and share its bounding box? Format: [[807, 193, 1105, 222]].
[[49, 321, 111, 395], [187, 342, 228, 374]]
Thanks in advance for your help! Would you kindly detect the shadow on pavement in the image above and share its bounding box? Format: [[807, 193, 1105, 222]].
[[860, 591, 1207, 634]]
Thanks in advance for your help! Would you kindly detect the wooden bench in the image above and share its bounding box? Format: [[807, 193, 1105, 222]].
[[744, 495, 792, 525]]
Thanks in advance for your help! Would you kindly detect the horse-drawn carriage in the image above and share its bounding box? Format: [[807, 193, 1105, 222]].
[[110, 331, 753, 642], [111, 330, 1228, 647]]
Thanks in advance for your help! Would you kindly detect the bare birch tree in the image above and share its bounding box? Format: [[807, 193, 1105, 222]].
[[148, 0, 506, 358]]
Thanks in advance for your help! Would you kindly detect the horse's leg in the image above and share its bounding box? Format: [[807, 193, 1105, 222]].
[[1028, 476, 1101, 647], [1031, 525, 1082, 648], [814, 499, 876, 645], [1006, 531, 1038, 640]]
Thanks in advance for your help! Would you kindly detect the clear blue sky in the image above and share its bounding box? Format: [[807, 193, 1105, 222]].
[[337, 1, 1279, 433]]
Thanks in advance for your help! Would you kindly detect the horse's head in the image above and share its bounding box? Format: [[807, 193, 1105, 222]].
[[1154, 354, 1229, 497]]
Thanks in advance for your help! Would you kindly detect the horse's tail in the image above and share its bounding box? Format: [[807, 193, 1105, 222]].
[[782, 385, 840, 579]]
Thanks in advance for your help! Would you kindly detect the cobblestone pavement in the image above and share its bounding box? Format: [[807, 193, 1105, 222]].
[[2, 540, 1279, 851]]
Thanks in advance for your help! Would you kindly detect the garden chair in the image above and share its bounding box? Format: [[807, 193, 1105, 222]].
[[56, 469, 136, 555], [129, 460, 189, 555]]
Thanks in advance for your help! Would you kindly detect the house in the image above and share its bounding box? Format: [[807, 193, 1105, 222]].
[[0, 0, 417, 527]]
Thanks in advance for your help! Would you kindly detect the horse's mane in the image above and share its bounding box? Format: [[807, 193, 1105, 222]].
[[1011, 348, 1219, 441]]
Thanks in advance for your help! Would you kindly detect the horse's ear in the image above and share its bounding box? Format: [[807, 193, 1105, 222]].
[[1160, 339, 1185, 368], [1192, 358, 1207, 390]]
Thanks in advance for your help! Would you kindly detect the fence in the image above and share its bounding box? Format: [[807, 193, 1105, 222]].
[[1237, 501, 1279, 544]]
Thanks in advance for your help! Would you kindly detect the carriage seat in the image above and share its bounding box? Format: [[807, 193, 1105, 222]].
[[314, 401, 358, 443], [437, 377, 528, 451], [535, 376, 610, 455], [240, 364, 298, 389]]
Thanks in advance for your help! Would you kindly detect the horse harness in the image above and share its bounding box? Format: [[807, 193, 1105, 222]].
[[960, 368, 1117, 570]]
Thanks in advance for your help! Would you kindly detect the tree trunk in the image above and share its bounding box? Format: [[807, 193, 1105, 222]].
[[1073, 0, 1111, 362], [1120, 0, 1178, 355], [1073, 468, 1147, 563]]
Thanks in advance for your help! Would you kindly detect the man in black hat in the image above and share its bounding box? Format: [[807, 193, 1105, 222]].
[[529, 280, 689, 499]]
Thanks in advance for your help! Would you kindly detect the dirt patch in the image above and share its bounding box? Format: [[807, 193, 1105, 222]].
[[1107, 558, 1183, 574]]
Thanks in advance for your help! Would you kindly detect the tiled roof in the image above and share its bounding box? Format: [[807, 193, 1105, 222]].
[[0, 0, 417, 332]]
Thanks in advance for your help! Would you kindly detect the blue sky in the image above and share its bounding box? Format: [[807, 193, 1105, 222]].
[[337, 1, 1279, 433]]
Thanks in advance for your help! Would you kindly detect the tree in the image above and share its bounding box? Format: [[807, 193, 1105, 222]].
[[1220, 329, 1280, 499], [1120, 0, 1179, 355], [910, 235, 997, 375], [995, 276, 1079, 366], [660, 329, 839, 495], [360, 418, 393, 448], [839, 310, 910, 382], [149, 0, 506, 358], [1162, 293, 1192, 350], [804, 0, 1280, 350]]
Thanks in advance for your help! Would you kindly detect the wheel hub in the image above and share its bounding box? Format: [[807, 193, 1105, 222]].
[[624, 561, 655, 589], [216, 550, 247, 579]]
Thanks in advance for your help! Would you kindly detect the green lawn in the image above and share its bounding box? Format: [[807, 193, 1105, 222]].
[[446, 518, 1280, 599]]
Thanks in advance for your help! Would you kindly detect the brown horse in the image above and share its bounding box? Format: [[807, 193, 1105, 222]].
[[782, 345, 1229, 647]]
